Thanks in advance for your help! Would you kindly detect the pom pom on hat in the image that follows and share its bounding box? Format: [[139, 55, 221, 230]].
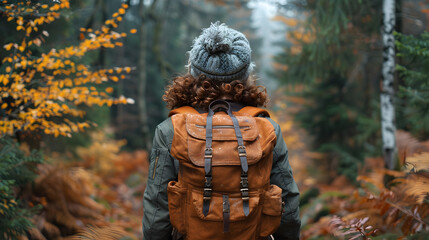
[[188, 22, 253, 82]]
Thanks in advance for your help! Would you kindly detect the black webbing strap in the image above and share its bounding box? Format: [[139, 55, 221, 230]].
[[203, 100, 250, 217], [222, 194, 230, 233], [203, 107, 214, 216], [226, 105, 250, 216]]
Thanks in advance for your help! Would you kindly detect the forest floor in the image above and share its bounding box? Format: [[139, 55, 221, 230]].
[[22, 92, 429, 239]]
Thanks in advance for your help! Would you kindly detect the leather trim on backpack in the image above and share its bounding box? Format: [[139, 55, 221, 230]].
[[236, 106, 270, 117], [169, 106, 200, 117]]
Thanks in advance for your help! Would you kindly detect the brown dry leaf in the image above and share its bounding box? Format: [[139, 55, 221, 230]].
[[41, 221, 61, 239], [69, 225, 131, 240], [401, 174, 429, 204], [357, 174, 385, 191], [404, 152, 429, 173], [396, 130, 429, 165], [343, 209, 383, 227], [34, 165, 107, 235], [27, 227, 46, 240]]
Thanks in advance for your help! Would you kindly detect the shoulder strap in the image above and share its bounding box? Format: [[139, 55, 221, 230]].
[[168, 106, 199, 117], [237, 106, 270, 117]]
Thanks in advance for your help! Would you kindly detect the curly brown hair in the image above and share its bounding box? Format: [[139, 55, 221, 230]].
[[162, 74, 269, 110]]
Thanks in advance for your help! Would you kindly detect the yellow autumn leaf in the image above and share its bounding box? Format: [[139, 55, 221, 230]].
[[3, 43, 13, 51], [1, 103, 7, 109], [118, 8, 125, 14], [105, 87, 114, 93], [17, 17, 23, 25]]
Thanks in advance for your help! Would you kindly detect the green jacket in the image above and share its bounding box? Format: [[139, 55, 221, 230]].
[[142, 107, 301, 240]]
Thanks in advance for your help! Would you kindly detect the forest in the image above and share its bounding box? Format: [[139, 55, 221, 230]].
[[0, 0, 428, 239]]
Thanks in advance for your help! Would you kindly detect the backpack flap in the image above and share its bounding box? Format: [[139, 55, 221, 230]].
[[186, 113, 262, 167]]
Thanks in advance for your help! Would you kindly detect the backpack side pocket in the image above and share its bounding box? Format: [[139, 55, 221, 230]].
[[167, 181, 187, 235], [259, 184, 283, 237]]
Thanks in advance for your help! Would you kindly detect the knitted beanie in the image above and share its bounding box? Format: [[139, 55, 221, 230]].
[[188, 22, 253, 82]]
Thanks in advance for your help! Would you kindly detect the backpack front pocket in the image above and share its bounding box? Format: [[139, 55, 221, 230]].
[[259, 184, 283, 237], [186, 189, 263, 239], [190, 190, 261, 221], [167, 181, 187, 234]]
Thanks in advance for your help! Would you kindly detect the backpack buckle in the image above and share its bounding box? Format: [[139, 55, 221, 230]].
[[240, 188, 249, 200], [238, 146, 247, 157], [205, 147, 213, 158], [240, 177, 248, 187], [222, 196, 230, 213], [203, 176, 212, 200], [203, 190, 212, 200]]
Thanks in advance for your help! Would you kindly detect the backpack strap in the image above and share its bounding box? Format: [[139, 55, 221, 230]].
[[237, 106, 270, 117], [168, 106, 199, 117]]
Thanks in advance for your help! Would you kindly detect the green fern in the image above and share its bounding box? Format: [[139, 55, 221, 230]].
[[0, 137, 43, 239]]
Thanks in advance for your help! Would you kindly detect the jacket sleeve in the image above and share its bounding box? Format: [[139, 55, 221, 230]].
[[142, 118, 176, 240], [267, 118, 301, 240]]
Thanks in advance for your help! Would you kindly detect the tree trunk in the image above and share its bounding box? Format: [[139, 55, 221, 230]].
[[380, 0, 397, 170], [138, 0, 151, 150]]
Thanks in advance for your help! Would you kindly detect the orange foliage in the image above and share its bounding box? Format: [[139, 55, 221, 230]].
[[300, 143, 429, 239], [270, 88, 429, 239], [69, 226, 131, 240], [0, 0, 136, 137], [26, 130, 148, 239], [272, 15, 299, 27]]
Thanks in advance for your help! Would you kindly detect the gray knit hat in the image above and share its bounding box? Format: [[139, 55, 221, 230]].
[[188, 22, 254, 82]]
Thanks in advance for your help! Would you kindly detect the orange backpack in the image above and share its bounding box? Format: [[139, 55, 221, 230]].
[[167, 100, 283, 240]]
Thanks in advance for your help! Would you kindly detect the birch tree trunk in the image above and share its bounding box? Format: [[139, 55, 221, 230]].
[[380, 0, 397, 169], [138, 0, 151, 150]]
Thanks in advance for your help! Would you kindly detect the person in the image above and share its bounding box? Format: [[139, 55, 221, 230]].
[[142, 22, 300, 240]]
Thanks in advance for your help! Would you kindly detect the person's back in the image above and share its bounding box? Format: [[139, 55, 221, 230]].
[[142, 22, 300, 240]]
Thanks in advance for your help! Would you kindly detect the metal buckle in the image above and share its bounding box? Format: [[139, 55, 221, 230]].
[[205, 147, 213, 158], [240, 187, 249, 200], [238, 146, 247, 157], [223, 199, 230, 213], [204, 176, 212, 187], [203, 188, 212, 200], [240, 177, 248, 187]]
